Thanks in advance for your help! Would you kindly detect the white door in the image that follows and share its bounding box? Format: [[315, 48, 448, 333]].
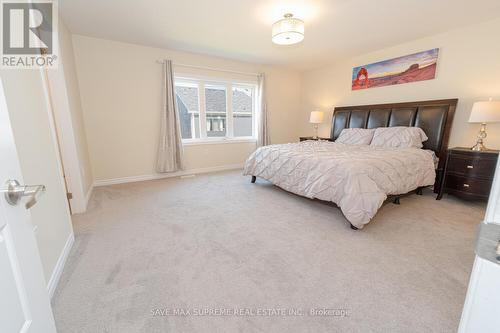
[[0, 78, 57, 332], [458, 158, 500, 332]]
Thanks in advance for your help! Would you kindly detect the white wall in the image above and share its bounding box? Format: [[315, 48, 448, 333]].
[[300, 18, 500, 149], [0, 69, 74, 283], [72, 35, 302, 182]]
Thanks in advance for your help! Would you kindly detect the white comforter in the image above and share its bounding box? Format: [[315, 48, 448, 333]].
[[243, 141, 436, 228]]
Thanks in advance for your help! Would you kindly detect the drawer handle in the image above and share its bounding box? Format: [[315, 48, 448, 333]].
[[463, 183, 470, 188], [467, 165, 474, 169]]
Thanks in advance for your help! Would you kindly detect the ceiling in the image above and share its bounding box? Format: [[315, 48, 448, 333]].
[[60, 0, 500, 70]]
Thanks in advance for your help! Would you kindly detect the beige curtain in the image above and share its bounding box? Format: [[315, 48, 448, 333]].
[[156, 60, 184, 173], [257, 73, 270, 147]]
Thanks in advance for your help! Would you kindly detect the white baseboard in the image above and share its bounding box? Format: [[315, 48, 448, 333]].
[[93, 164, 244, 187], [47, 232, 74, 299]]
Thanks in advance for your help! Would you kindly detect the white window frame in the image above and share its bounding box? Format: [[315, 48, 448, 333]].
[[175, 76, 257, 145]]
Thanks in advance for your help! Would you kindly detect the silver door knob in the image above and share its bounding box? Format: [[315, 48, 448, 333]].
[[1, 180, 46, 209]]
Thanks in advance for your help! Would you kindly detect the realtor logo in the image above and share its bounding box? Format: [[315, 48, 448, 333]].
[[1, 0, 58, 68]]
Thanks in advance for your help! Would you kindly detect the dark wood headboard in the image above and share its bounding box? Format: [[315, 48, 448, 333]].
[[331, 99, 458, 192]]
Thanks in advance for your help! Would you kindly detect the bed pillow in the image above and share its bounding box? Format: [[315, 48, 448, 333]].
[[370, 126, 428, 148], [336, 128, 375, 145]]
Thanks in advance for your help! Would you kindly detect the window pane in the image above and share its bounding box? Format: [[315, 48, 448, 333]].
[[205, 86, 226, 137], [232, 86, 253, 137], [175, 84, 200, 139]]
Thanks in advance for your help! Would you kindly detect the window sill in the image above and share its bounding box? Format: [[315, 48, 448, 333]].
[[182, 138, 257, 146]]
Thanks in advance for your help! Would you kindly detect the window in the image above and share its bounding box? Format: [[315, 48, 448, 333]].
[[232, 86, 253, 137], [205, 85, 227, 137], [175, 82, 200, 139], [174, 77, 256, 143]]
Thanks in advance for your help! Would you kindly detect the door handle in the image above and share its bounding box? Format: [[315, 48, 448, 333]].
[[1, 180, 46, 209]]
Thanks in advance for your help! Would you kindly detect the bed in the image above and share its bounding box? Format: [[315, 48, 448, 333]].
[[244, 99, 458, 229]]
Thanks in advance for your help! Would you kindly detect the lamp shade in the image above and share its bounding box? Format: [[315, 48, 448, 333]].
[[468, 101, 500, 123], [272, 13, 304, 45], [309, 111, 324, 124]]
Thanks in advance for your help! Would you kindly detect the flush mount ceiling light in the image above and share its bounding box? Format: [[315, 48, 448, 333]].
[[272, 13, 304, 45]]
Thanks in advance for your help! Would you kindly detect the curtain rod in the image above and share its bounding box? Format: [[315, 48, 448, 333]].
[[155, 60, 260, 77]]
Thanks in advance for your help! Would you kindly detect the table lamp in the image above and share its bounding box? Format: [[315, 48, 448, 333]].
[[468, 99, 500, 151], [309, 111, 324, 139]]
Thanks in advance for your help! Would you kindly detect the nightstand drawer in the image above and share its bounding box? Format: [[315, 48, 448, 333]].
[[447, 154, 497, 179], [445, 174, 492, 198]]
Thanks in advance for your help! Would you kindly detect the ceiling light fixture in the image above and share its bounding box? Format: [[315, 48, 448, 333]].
[[272, 13, 304, 45]]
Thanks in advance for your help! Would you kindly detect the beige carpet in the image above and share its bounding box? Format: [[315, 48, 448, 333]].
[[52, 170, 485, 333]]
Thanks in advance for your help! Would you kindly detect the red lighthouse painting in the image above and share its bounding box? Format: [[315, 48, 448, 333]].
[[352, 48, 439, 90]]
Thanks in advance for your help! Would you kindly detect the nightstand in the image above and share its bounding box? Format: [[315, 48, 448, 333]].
[[437, 147, 499, 201], [299, 136, 330, 142]]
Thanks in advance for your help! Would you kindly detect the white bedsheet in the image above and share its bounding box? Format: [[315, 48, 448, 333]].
[[243, 141, 436, 228]]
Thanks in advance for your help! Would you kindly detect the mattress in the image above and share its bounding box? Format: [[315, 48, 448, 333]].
[[243, 140, 436, 228]]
